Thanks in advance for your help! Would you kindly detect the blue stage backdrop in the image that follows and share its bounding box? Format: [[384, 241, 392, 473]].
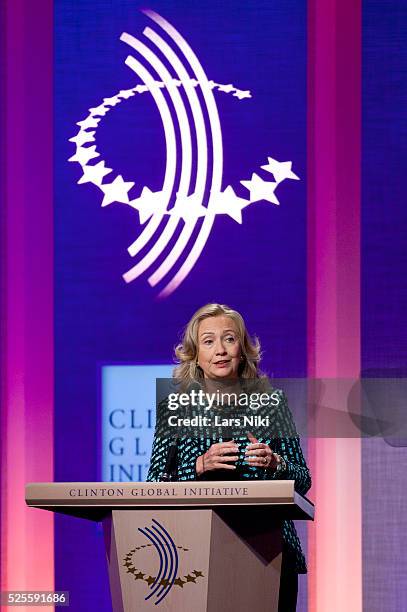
[[362, 2, 407, 610], [55, 1, 306, 609], [101, 365, 172, 482]]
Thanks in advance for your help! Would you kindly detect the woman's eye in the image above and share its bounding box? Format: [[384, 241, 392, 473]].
[[203, 339, 213, 345], [226, 336, 236, 343]]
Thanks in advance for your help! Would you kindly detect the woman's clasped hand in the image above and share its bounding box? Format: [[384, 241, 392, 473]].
[[196, 433, 280, 475], [196, 441, 239, 475]]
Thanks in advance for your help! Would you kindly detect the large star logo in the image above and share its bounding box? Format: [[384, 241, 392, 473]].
[[69, 10, 300, 297]]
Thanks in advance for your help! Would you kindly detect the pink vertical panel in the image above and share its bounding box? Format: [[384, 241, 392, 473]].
[[0, 0, 54, 607], [307, 0, 362, 610]]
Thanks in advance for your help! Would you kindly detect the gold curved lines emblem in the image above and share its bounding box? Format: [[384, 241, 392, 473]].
[[123, 543, 205, 590]]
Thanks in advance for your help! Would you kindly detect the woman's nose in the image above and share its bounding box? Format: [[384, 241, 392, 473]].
[[214, 339, 227, 354]]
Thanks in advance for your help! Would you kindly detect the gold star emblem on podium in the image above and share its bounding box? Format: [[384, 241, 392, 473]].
[[184, 574, 197, 583], [192, 570, 204, 578]]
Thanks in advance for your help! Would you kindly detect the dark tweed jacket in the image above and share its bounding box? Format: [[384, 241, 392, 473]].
[[147, 390, 311, 573]]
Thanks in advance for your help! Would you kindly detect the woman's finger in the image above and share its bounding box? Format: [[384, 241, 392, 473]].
[[245, 456, 266, 462], [214, 463, 236, 470], [211, 441, 238, 452], [245, 458, 267, 466], [245, 448, 267, 457], [247, 432, 258, 444], [214, 440, 236, 447], [220, 442, 239, 450], [220, 446, 239, 455], [218, 455, 239, 462]]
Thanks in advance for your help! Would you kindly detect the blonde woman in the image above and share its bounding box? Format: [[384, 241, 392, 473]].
[[147, 304, 311, 611]]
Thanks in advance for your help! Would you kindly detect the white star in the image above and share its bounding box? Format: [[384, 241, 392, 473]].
[[261, 157, 300, 183], [233, 90, 252, 100], [128, 187, 166, 224], [101, 175, 135, 207], [68, 145, 100, 166], [89, 104, 109, 117], [218, 84, 235, 93], [169, 193, 207, 222], [103, 95, 120, 106], [240, 173, 279, 205], [69, 130, 95, 146], [211, 186, 249, 224], [119, 89, 135, 99], [76, 116, 101, 129], [78, 161, 113, 186]]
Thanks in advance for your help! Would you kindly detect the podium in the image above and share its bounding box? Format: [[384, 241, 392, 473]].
[[26, 481, 314, 612]]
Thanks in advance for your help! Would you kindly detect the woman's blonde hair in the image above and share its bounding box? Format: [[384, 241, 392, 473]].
[[173, 303, 263, 385]]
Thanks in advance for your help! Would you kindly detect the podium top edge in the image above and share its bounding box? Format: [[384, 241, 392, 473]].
[[25, 481, 314, 520]]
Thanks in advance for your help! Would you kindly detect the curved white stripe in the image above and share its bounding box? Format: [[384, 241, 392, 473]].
[[143, 27, 208, 286], [148, 217, 196, 288], [122, 33, 192, 267], [158, 213, 215, 297], [123, 216, 179, 283], [120, 53, 176, 258], [144, 10, 224, 295], [144, 27, 207, 196]]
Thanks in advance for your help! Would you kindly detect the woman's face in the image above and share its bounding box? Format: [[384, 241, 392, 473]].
[[197, 315, 242, 380]]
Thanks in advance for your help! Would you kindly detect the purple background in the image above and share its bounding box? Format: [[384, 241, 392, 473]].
[[362, 1, 407, 609], [55, 2, 307, 609], [49, 0, 407, 610]]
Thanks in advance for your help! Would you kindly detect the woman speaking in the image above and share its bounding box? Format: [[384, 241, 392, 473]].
[[147, 303, 311, 611]]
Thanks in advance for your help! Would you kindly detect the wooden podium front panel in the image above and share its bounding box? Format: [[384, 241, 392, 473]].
[[207, 511, 282, 611], [103, 509, 282, 612], [104, 509, 212, 612]]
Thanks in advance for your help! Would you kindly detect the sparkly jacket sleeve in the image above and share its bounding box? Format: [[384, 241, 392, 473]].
[[146, 398, 173, 482], [266, 390, 311, 496]]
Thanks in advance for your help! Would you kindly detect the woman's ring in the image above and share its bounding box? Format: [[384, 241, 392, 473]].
[[263, 457, 267, 465]]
